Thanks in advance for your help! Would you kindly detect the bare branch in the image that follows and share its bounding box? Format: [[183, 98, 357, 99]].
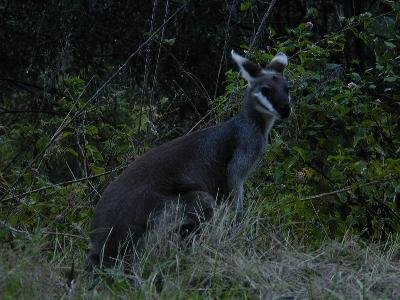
[[2, 165, 127, 203], [300, 177, 398, 202], [248, 0, 279, 52]]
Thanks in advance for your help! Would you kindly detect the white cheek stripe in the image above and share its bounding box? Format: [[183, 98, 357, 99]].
[[253, 92, 279, 116], [264, 69, 279, 75]]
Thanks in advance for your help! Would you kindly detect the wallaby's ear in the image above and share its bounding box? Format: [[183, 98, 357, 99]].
[[266, 52, 288, 74], [231, 50, 263, 83]]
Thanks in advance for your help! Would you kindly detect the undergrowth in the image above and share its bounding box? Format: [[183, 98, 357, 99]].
[[1, 203, 400, 299]]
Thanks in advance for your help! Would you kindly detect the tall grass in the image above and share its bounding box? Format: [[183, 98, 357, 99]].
[[1, 202, 399, 299]]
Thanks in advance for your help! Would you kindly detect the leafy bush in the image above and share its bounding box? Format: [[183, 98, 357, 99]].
[[248, 6, 399, 240], [0, 1, 399, 297]]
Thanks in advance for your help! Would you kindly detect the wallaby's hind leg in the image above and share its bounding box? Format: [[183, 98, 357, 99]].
[[147, 191, 214, 239], [179, 191, 215, 235], [88, 223, 146, 269]]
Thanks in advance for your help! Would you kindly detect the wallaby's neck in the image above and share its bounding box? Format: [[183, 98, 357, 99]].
[[241, 93, 276, 137]]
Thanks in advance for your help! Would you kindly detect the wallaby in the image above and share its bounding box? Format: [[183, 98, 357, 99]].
[[88, 50, 291, 266]]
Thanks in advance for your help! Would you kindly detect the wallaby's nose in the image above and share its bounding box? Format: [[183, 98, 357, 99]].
[[279, 105, 291, 119]]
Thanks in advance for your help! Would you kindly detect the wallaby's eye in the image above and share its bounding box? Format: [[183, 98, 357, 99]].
[[261, 86, 270, 97]]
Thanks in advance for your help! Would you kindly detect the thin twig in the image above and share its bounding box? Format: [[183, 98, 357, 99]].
[[149, 0, 169, 124], [139, 0, 159, 133], [0, 221, 88, 240], [0, 77, 69, 98], [227, 0, 279, 102], [299, 178, 398, 202], [0, 220, 29, 235], [268, 177, 398, 212], [248, 0, 279, 52], [42, 231, 88, 240], [213, 0, 235, 100], [0, 107, 65, 116], [186, 110, 213, 135], [2, 165, 127, 202]]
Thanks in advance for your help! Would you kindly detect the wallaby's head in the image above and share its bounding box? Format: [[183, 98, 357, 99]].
[[231, 50, 291, 119]]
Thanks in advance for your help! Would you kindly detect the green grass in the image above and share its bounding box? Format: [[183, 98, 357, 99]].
[[1, 203, 400, 299]]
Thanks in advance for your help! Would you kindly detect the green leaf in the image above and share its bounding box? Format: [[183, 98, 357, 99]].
[[162, 38, 176, 46], [350, 72, 361, 82], [91, 165, 105, 175], [384, 41, 396, 49], [240, 0, 252, 11], [85, 125, 99, 136], [65, 147, 79, 157], [86, 144, 104, 161], [61, 131, 74, 139], [384, 76, 398, 82], [293, 146, 307, 161]]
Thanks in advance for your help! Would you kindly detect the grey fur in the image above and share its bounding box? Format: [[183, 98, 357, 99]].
[[88, 51, 291, 266]]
